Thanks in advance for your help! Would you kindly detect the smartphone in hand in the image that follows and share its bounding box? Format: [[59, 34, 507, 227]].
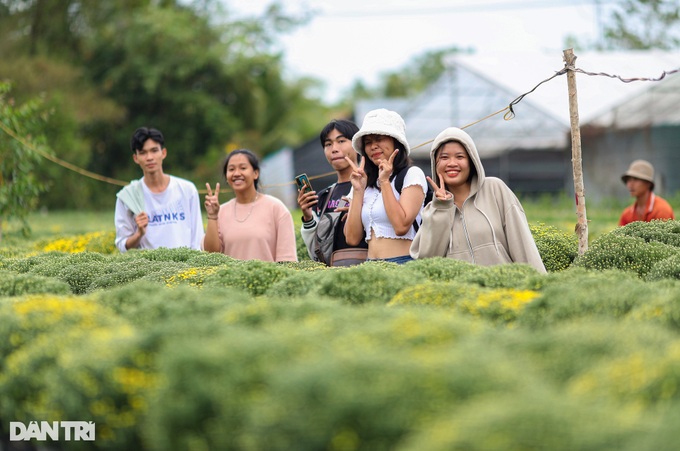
[[295, 173, 313, 192]]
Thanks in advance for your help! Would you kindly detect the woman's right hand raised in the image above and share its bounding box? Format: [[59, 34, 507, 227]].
[[426, 173, 453, 201], [345, 156, 367, 192], [205, 183, 221, 219]]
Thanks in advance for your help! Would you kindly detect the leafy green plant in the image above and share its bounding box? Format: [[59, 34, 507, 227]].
[[388, 281, 482, 308], [569, 336, 680, 408], [613, 219, 680, 248], [141, 303, 496, 451], [403, 256, 478, 281], [530, 222, 578, 272], [646, 254, 680, 281], [319, 261, 426, 304], [203, 260, 293, 296], [279, 260, 327, 271], [7, 215, 680, 450], [458, 263, 542, 289], [141, 327, 297, 451], [0, 294, 117, 367], [399, 389, 636, 451], [0, 244, 31, 259], [13, 252, 108, 294], [2, 251, 68, 273], [295, 225, 309, 262], [95, 281, 245, 328], [130, 247, 205, 263], [184, 252, 237, 267], [518, 269, 664, 327], [574, 232, 678, 278], [389, 281, 538, 324], [627, 280, 680, 332], [58, 262, 112, 294], [265, 270, 331, 298], [161, 266, 220, 289], [136, 262, 193, 284], [88, 260, 194, 292], [0, 294, 148, 449], [0, 271, 71, 296]]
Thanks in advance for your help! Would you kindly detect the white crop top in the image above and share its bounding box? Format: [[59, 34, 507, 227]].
[[349, 166, 427, 241]]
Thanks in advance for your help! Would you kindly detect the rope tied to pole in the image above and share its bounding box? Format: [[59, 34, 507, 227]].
[[506, 67, 570, 120], [3, 56, 678, 194]]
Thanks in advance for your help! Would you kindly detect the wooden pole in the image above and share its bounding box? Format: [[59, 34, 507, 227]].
[[563, 48, 589, 254]]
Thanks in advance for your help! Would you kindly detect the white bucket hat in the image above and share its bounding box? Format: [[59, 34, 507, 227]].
[[352, 109, 410, 156], [622, 159, 655, 190]]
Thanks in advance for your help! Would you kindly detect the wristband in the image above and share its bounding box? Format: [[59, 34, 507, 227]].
[[302, 218, 316, 229]]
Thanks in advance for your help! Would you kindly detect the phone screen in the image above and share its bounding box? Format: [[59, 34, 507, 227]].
[[295, 174, 312, 192]]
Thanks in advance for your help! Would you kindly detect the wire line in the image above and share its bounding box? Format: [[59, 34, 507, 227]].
[[3, 60, 678, 193], [0, 119, 129, 187]]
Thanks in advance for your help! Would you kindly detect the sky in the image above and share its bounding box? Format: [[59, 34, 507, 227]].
[[229, 0, 605, 102]]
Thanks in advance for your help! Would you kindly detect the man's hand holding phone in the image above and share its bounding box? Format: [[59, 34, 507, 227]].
[[295, 173, 317, 222]]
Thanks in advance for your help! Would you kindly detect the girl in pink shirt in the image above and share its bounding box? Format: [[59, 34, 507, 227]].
[[203, 149, 297, 262]]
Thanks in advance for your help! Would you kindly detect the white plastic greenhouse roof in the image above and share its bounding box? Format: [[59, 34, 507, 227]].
[[453, 50, 680, 125], [355, 50, 680, 158], [585, 71, 680, 128]]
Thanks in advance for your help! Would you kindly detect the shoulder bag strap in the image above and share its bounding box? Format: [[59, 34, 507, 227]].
[[318, 183, 337, 216]]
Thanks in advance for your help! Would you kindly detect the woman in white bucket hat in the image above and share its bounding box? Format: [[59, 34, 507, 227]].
[[343, 109, 427, 264], [619, 159, 674, 226]]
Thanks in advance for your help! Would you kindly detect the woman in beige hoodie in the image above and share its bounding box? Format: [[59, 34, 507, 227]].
[[410, 127, 546, 273]]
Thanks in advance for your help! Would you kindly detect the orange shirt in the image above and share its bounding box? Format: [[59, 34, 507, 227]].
[[619, 193, 675, 226]]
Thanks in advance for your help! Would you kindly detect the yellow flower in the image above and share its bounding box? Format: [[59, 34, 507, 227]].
[[164, 267, 217, 288], [459, 289, 538, 321], [39, 231, 116, 254]]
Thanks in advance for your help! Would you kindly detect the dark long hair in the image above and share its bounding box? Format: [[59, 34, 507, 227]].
[[364, 137, 412, 188], [223, 149, 261, 190]]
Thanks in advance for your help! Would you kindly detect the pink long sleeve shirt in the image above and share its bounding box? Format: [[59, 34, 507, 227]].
[[209, 194, 297, 262]]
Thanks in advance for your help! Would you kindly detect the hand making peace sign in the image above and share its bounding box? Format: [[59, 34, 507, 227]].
[[344, 155, 367, 192], [205, 182, 221, 219], [426, 172, 453, 201], [377, 149, 398, 183]]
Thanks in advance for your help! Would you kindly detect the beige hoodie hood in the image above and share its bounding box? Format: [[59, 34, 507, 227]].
[[430, 127, 485, 196]]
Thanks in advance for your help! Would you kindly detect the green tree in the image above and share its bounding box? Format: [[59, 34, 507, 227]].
[[0, 0, 330, 209], [604, 0, 680, 49], [0, 56, 125, 209], [82, 6, 239, 180], [0, 82, 50, 239], [344, 46, 469, 102], [566, 0, 680, 50], [0, 0, 173, 60]]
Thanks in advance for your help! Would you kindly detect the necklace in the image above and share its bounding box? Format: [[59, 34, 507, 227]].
[[233, 194, 259, 223]]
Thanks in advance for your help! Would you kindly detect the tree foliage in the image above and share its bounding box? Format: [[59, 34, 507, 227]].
[[0, 56, 125, 208], [0, 0, 328, 210], [565, 0, 680, 50], [0, 82, 50, 239], [346, 46, 469, 101], [605, 0, 680, 50]]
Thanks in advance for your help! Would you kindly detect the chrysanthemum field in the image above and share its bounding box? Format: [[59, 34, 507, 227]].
[[3, 219, 680, 450]]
